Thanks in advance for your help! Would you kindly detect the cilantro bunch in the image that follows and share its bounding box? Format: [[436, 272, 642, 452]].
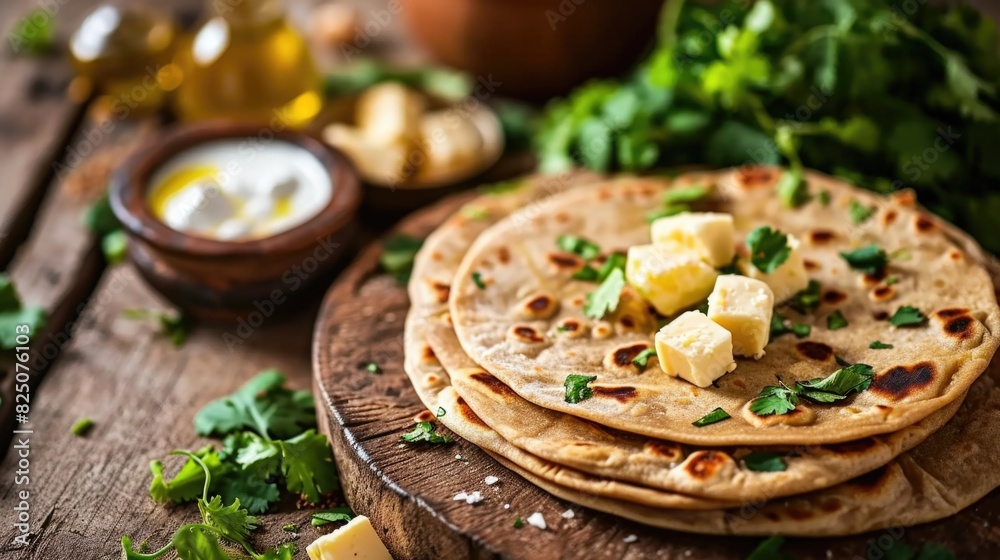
[[147, 370, 339, 515], [536, 0, 1000, 252]]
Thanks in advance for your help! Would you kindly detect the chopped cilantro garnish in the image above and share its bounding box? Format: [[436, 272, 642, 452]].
[[748, 383, 799, 416], [747, 536, 792, 560], [849, 199, 876, 225], [870, 340, 893, 349], [787, 280, 821, 314], [311, 507, 354, 526], [401, 421, 453, 444], [746, 226, 791, 274], [380, 234, 423, 283], [583, 268, 625, 319], [840, 244, 888, 275], [365, 362, 381, 374], [282, 523, 295, 532], [692, 407, 731, 427], [827, 310, 848, 331], [663, 185, 710, 204], [889, 305, 927, 327], [776, 168, 809, 208], [751, 364, 875, 416], [564, 374, 597, 404], [557, 234, 601, 260], [123, 309, 191, 347], [102, 230, 128, 265], [817, 190, 831, 206], [790, 323, 811, 338], [647, 204, 689, 222], [631, 348, 657, 369], [742, 451, 786, 472], [835, 355, 852, 367], [513, 517, 524, 529], [0, 274, 48, 350], [572, 266, 599, 281], [71, 417, 94, 437], [795, 364, 875, 401], [472, 271, 486, 289], [597, 253, 627, 281]]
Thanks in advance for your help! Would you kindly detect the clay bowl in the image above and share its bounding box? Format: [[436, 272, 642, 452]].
[[110, 122, 361, 321], [399, 0, 663, 100]]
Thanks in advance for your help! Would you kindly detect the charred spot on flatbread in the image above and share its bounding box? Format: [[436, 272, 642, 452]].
[[796, 341, 833, 362], [683, 450, 733, 480], [508, 325, 545, 343], [870, 362, 936, 400], [469, 371, 517, 398], [592, 386, 639, 402], [456, 396, 489, 428], [521, 293, 560, 319]]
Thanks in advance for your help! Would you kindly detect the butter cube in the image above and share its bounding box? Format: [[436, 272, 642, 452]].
[[651, 212, 736, 267], [307, 516, 393, 560], [741, 235, 810, 302], [626, 244, 719, 316], [655, 311, 736, 387], [707, 275, 774, 359]]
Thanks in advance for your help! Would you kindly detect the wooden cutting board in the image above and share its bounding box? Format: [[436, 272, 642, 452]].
[[311, 193, 1000, 560]]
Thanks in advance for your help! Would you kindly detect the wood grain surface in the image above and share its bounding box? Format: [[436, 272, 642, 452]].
[[313, 191, 1000, 560]]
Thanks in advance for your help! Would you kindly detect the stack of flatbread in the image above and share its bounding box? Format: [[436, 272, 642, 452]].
[[402, 167, 1000, 536]]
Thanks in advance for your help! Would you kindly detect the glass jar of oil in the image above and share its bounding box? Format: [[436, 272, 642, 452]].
[[69, 4, 179, 116], [173, 0, 322, 128]]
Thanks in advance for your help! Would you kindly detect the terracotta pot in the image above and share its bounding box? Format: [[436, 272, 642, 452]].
[[399, 0, 663, 100], [110, 122, 361, 320]]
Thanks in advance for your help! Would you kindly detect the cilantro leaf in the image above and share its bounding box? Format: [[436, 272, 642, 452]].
[[122, 309, 191, 347], [198, 495, 258, 546], [777, 168, 809, 208], [647, 204, 689, 222], [849, 199, 876, 225], [102, 230, 128, 265], [471, 271, 486, 289], [748, 384, 799, 416], [170, 525, 230, 560], [279, 430, 339, 503], [401, 421, 453, 445], [787, 280, 821, 314], [631, 348, 657, 369], [258, 543, 298, 560], [747, 536, 792, 560], [663, 185, 710, 204], [742, 451, 786, 472], [564, 374, 597, 404], [889, 305, 927, 327], [194, 370, 316, 440], [149, 447, 225, 504], [70, 417, 94, 437], [597, 253, 627, 281], [827, 310, 848, 330], [818, 190, 832, 206], [10, 9, 55, 55], [365, 362, 382, 374], [796, 364, 875, 398], [217, 475, 280, 516], [746, 226, 791, 274], [380, 234, 423, 283], [840, 245, 888, 275], [791, 323, 811, 338], [82, 194, 120, 235], [870, 340, 894, 349], [311, 507, 355, 526], [583, 268, 625, 319], [0, 275, 47, 350], [557, 234, 602, 260], [692, 407, 731, 427]]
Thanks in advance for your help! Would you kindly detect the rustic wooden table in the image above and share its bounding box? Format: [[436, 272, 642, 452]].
[[1, 0, 999, 559]]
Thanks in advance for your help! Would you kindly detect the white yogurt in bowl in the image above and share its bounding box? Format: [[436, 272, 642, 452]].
[[147, 139, 333, 241]]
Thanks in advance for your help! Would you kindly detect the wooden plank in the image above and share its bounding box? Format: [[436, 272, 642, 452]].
[[0, 115, 159, 456], [313, 192, 1000, 560], [0, 265, 335, 558]]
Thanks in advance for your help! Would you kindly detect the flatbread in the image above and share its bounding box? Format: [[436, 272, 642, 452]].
[[448, 167, 1000, 445], [490, 357, 1000, 536], [428, 320, 960, 501]]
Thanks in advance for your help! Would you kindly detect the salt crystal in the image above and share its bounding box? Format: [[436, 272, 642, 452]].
[[503, 504, 510, 510], [484, 476, 499, 485], [624, 535, 638, 544], [465, 491, 483, 504], [561, 509, 575, 519], [453, 491, 468, 502], [526, 512, 547, 530]]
